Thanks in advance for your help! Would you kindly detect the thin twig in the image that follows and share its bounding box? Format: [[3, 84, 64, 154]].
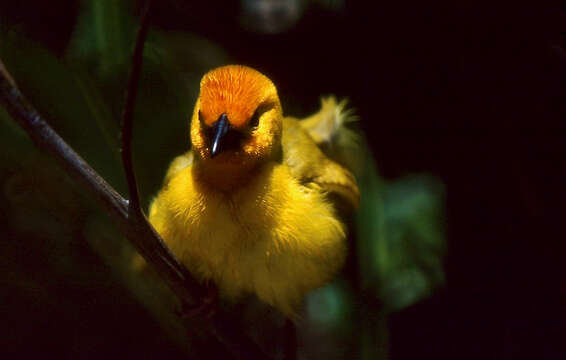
[[121, 0, 152, 214]]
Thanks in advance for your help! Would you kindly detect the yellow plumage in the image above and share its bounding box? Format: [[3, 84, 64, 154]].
[[148, 65, 359, 318]]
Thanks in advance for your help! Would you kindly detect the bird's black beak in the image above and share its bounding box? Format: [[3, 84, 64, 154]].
[[210, 113, 230, 158]]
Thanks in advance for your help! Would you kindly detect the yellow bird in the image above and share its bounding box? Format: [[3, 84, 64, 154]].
[[148, 65, 359, 318]]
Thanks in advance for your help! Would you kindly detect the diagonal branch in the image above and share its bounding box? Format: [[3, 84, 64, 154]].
[[0, 60, 271, 360], [0, 12, 271, 360], [0, 55, 203, 313]]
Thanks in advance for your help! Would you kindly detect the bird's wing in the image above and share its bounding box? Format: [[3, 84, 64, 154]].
[[163, 150, 194, 185], [282, 117, 360, 214]]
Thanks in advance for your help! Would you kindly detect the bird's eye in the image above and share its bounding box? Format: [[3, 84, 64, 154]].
[[249, 109, 261, 128], [250, 104, 270, 129]]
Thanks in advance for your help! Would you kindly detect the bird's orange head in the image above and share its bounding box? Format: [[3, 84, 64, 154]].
[[190, 65, 283, 185]]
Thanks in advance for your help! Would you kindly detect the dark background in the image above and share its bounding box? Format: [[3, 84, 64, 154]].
[[1, 1, 565, 359]]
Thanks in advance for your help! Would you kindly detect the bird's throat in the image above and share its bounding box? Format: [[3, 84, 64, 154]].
[[193, 157, 260, 192]]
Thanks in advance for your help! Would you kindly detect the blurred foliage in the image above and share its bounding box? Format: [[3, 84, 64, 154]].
[[356, 158, 445, 312], [0, 0, 445, 359]]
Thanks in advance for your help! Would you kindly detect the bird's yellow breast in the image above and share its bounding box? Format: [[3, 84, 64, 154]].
[[149, 159, 346, 317]]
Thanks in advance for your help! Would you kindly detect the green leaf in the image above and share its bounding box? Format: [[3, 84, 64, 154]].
[[67, 0, 135, 77], [379, 175, 445, 311], [355, 142, 445, 312], [0, 29, 125, 191]]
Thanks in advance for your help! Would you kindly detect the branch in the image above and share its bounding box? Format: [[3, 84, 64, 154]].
[[121, 0, 151, 213], [0, 20, 271, 360]]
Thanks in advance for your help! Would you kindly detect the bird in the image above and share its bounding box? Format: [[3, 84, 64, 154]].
[[147, 65, 359, 319]]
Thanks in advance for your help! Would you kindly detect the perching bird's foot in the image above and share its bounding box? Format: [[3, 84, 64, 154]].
[[177, 284, 219, 320]]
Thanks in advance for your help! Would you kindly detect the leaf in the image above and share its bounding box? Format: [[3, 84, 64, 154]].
[[0, 28, 125, 191], [355, 142, 446, 312], [379, 175, 445, 311], [67, 0, 135, 77]]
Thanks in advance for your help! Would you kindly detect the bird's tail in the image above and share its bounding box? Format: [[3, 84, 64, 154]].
[[299, 96, 362, 174]]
